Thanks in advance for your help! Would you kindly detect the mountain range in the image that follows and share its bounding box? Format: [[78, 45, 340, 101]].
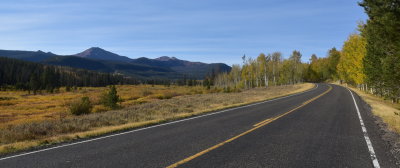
[[0, 47, 231, 79]]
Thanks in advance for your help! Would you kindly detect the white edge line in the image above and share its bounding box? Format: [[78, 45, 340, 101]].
[[0, 84, 319, 161], [347, 88, 380, 168]]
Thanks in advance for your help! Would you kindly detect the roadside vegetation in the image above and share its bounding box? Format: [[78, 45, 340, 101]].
[[0, 0, 397, 157], [212, 0, 400, 140], [337, 1, 400, 134], [0, 83, 313, 154], [214, 51, 306, 89], [0, 85, 216, 128], [347, 86, 400, 134], [69, 96, 92, 116]]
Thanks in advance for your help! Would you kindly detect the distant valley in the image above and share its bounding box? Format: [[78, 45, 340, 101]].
[[0, 47, 231, 79]]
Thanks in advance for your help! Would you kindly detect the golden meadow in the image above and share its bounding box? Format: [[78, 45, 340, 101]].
[[0, 85, 212, 128], [0, 84, 313, 153]]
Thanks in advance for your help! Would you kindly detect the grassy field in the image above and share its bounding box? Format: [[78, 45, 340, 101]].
[[0, 85, 213, 128], [0, 83, 314, 154], [348, 87, 400, 134]]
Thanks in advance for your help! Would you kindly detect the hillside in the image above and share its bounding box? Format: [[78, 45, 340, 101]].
[[0, 48, 230, 79], [75, 47, 132, 62], [0, 57, 135, 92], [0, 50, 56, 62]]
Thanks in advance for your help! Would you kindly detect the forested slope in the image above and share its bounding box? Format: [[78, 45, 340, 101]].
[[0, 57, 136, 93]]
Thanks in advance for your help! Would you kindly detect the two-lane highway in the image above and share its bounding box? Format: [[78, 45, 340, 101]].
[[0, 84, 397, 167]]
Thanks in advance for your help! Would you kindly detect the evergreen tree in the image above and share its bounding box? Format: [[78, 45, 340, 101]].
[[360, 0, 400, 101], [29, 74, 40, 95], [0, 57, 136, 92], [100, 85, 121, 109]]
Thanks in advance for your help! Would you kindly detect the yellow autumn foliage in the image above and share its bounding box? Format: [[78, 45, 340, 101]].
[[337, 34, 366, 84]]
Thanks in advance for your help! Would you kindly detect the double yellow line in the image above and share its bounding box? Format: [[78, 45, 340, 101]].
[[167, 85, 332, 168]]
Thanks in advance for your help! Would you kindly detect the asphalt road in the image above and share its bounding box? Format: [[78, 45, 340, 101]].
[[0, 84, 397, 168]]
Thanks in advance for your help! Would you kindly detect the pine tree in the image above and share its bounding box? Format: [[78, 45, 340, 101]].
[[29, 73, 40, 95], [360, 0, 400, 100], [100, 85, 121, 109]]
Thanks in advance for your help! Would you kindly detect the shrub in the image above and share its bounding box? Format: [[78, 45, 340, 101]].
[[190, 89, 203, 94], [0, 97, 16, 101], [92, 105, 111, 113], [163, 92, 180, 99], [223, 87, 231, 93], [152, 93, 165, 99], [141, 90, 153, 96], [127, 96, 140, 100], [134, 98, 148, 104], [151, 92, 180, 99], [65, 86, 71, 92], [100, 85, 120, 109], [70, 97, 92, 115]]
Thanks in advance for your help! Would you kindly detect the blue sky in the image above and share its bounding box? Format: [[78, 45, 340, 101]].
[[0, 0, 367, 65]]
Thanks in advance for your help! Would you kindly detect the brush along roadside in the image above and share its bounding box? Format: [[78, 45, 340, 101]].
[[0, 83, 314, 155]]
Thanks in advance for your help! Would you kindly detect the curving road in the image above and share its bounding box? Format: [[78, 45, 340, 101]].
[[0, 84, 397, 167]]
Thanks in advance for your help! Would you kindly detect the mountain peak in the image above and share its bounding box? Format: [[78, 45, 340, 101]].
[[78, 47, 108, 55], [87, 47, 103, 51], [155, 56, 179, 61], [75, 47, 131, 62], [0, 48, 231, 79]]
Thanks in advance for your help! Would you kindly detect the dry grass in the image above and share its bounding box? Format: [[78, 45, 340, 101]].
[[0, 83, 314, 154], [0, 85, 212, 128], [347, 87, 400, 134]]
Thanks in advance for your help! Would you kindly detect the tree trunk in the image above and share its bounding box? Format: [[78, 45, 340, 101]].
[[264, 75, 268, 88]]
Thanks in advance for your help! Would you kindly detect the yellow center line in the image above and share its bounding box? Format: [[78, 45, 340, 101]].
[[253, 118, 272, 127], [166, 85, 333, 168]]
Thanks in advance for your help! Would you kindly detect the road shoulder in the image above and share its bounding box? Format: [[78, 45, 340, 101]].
[[337, 84, 400, 167]]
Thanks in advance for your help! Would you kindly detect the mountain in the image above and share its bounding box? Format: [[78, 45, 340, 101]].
[[42, 56, 179, 79], [155, 56, 179, 61], [42, 56, 113, 72], [0, 49, 56, 62], [75, 47, 131, 62], [0, 48, 231, 79], [131, 56, 231, 78]]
